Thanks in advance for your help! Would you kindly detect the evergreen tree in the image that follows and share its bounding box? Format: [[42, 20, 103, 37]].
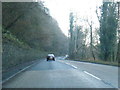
[[69, 12, 75, 58], [99, 2, 118, 61]]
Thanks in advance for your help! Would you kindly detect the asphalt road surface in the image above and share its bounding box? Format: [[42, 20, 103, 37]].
[[2, 57, 119, 88]]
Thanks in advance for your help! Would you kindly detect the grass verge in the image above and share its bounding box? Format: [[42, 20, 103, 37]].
[[67, 58, 119, 67]]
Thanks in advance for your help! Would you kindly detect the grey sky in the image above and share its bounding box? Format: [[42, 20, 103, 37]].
[[43, 0, 103, 36]]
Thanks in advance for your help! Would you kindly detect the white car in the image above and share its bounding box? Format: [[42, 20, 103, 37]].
[[47, 54, 55, 61]]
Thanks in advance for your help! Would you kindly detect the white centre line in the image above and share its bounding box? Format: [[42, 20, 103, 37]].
[[65, 62, 77, 69], [58, 61, 77, 69], [71, 65, 77, 69], [84, 71, 101, 81]]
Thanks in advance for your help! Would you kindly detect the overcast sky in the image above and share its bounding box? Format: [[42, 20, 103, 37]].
[[42, 0, 103, 36]]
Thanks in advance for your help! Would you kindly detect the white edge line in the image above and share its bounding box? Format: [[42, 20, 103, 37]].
[[84, 71, 101, 81], [1, 62, 36, 84]]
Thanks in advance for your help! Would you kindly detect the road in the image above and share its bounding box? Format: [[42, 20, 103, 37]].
[[2, 57, 119, 88]]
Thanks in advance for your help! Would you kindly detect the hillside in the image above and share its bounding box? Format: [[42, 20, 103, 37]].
[[2, 2, 68, 71]]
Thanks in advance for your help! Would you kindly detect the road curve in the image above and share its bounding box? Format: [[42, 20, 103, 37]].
[[2, 57, 119, 88]]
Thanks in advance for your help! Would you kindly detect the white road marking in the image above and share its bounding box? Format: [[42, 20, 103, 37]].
[[1, 61, 36, 84], [70, 65, 77, 69], [84, 71, 101, 81], [58, 61, 77, 69]]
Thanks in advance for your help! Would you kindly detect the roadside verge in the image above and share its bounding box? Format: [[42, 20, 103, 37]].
[[1, 59, 42, 84], [65, 59, 119, 67]]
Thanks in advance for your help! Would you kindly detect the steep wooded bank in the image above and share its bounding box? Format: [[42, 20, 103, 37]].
[[2, 2, 68, 71]]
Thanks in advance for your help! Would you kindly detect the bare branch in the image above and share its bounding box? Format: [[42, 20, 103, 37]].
[[96, 6, 101, 23]]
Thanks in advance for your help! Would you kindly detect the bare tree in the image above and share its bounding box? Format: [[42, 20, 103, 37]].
[[86, 19, 96, 60]]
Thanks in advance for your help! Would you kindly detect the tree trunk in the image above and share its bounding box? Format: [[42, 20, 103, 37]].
[[116, 40, 120, 63], [90, 22, 95, 61]]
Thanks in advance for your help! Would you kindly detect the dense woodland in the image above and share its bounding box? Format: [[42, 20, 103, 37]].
[[68, 1, 120, 64], [2, 2, 68, 71]]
